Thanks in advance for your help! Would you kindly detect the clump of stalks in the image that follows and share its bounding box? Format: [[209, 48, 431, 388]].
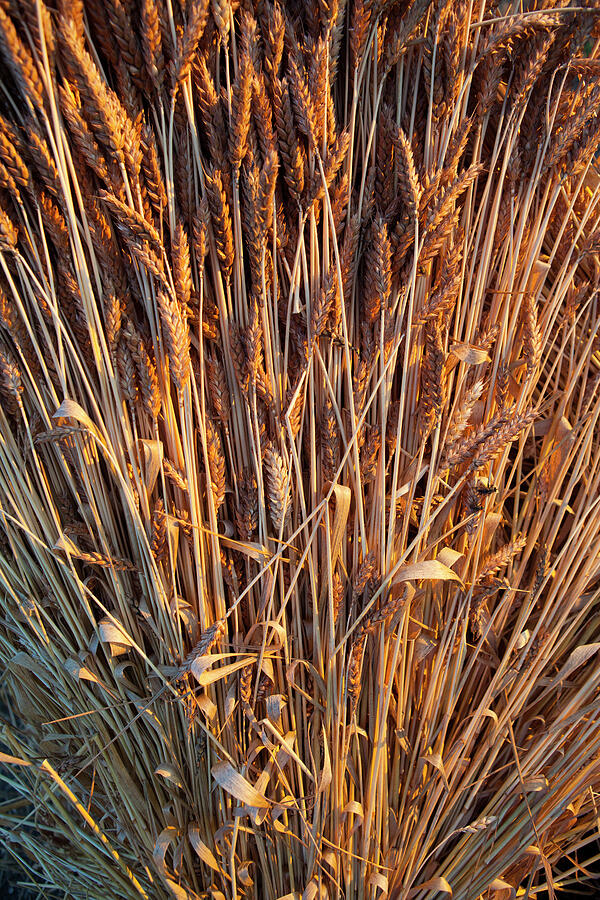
[[1, 1, 600, 898]]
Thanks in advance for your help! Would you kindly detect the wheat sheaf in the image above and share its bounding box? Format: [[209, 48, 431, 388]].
[[1, 1, 600, 899]]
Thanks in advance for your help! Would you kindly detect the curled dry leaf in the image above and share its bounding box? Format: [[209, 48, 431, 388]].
[[52, 398, 105, 446], [392, 560, 464, 597], [154, 763, 184, 789], [548, 643, 600, 687], [487, 879, 515, 897], [191, 655, 258, 687], [369, 873, 388, 897], [64, 657, 99, 683], [447, 342, 491, 368], [153, 826, 180, 883], [408, 876, 452, 897], [97, 616, 135, 657], [188, 826, 221, 873], [211, 761, 271, 809], [139, 438, 163, 492]]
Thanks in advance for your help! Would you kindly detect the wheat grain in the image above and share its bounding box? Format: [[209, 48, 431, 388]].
[[150, 498, 167, 562], [157, 289, 191, 391], [204, 166, 235, 287], [140, 0, 164, 96], [273, 75, 305, 203], [205, 417, 226, 512], [0, 6, 45, 111], [263, 443, 290, 533], [174, 0, 210, 87], [229, 51, 253, 174]]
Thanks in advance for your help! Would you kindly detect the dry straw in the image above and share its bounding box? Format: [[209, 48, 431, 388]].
[[0, 1, 600, 899]]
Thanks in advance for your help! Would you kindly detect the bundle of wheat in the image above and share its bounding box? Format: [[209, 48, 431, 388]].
[[0, 1, 600, 898]]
